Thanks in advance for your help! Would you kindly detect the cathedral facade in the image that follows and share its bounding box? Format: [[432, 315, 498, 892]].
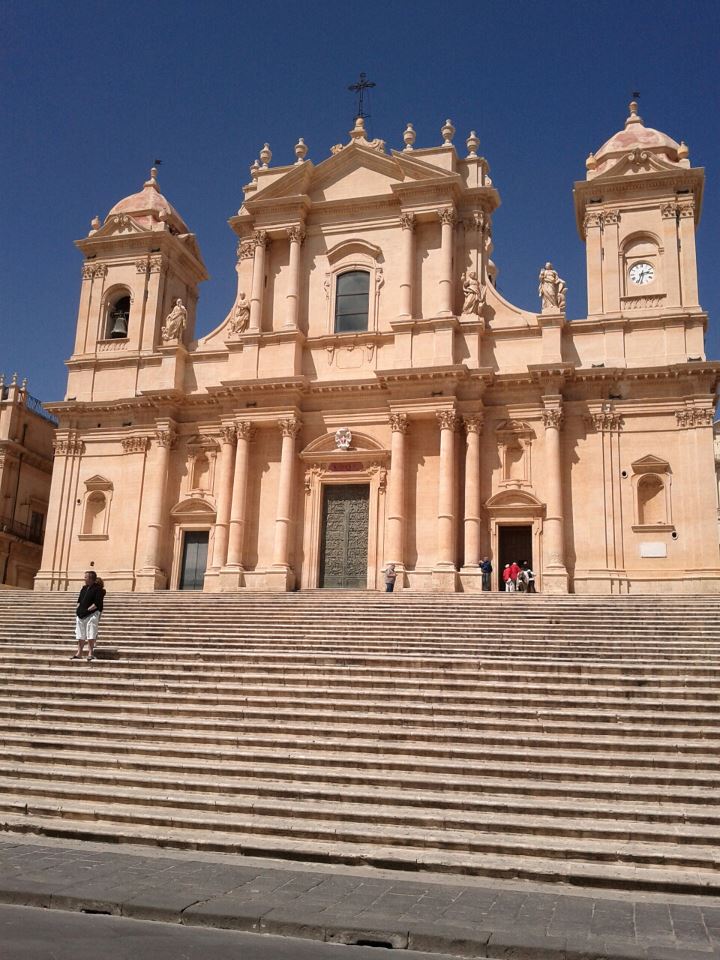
[[37, 104, 720, 594]]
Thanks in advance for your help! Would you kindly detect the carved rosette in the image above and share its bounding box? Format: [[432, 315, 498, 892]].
[[399, 212, 416, 231], [53, 432, 84, 457], [236, 421, 256, 443], [463, 415, 484, 436], [286, 225, 306, 244], [81, 262, 108, 281], [436, 411, 461, 432], [278, 417, 302, 439], [541, 408, 564, 430], [155, 428, 177, 449], [121, 436, 150, 454], [253, 229, 271, 249], [237, 239, 256, 260], [389, 413, 409, 435], [437, 208, 457, 227]]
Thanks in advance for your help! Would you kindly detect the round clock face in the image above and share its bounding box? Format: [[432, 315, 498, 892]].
[[629, 261, 655, 285]]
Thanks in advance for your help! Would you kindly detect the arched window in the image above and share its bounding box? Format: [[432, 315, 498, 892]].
[[106, 294, 131, 339], [638, 474, 665, 526], [334, 271, 370, 333]]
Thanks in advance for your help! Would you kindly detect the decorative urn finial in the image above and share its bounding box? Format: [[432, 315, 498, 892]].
[[89, 215, 101, 235], [465, 131, 480, 158], [259, 143, 272, 168], [441, 119, 455, 147], [144, 166, 160, 189], [403, 123, 416, 151], [294, 137, 308, 163], [625, 99, 643, 127], [678, 140, 689, 159], [586, 152, 597, 171], [350, 117, 366, 141]]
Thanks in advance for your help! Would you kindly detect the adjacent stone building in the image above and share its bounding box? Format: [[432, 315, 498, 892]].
[[0, 375, 56, 588], [37, 103, 720, 594]]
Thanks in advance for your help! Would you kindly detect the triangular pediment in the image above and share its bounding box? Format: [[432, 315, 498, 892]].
[[84, 474, 113, 490], [631, 454, 670, 474]]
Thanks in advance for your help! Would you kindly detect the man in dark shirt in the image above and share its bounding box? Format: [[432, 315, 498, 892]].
[[71, 570, 105, 661], [480, 557, 493, 591]]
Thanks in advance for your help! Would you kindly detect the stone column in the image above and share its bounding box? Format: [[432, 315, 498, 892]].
[[462, 415, 483, 570], [249, 230, 270, 333], [137, 423, 175, 591], [222, 421, 255, 584], [677, 199, 699, 307], [541, 402, 569, 593], [435, 411, 459, 577], [398, 213, 416, 319], [660, 202, 681, 307], [437, 208, 457, 316], [269, 417, 302, 589], [209, 424, 237, 577], [386, 414, 409, 576], [583, 211, 604, 315], [285, 226, 305, 329], [601, 209, 620, 313]]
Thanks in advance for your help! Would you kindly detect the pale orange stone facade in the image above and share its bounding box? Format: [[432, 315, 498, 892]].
[[37, 105, 720, 594]]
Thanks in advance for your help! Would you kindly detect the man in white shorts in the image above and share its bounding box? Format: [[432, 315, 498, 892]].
[[71, 570, 105, 662]]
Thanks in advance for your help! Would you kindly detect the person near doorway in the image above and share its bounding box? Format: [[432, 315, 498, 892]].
[[384, 563, 397, 593], [516, 567, 528, 592], [480, 557, 493, 591], [71, 570, 106, 661], [522, 561, 536, 593], [509, 560, 521, 591], [502, 564, 514, 592]]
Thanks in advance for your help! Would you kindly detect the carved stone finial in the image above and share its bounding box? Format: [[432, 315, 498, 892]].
[[250, 159, 260, 179], [678, 141, 689, 160], [350, 116, 366, 140], [144, 166, 160, 189], [441, 119, 455, 147], [465, 131, 480, 158], [294, 137, 308, 163], [259, 143, 272, 168], [89, 215, 101, 235], [625, 99, 643, 127], [403, 123, 416, 151], [10, 372, 17, 386], [585, 152, 597, 171]]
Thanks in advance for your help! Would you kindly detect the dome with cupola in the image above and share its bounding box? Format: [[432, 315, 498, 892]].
[[105, 167, 189, 233], [586, 101, 689, 179]]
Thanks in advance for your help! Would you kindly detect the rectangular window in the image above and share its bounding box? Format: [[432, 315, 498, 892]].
[[335, 271, 369, 333]]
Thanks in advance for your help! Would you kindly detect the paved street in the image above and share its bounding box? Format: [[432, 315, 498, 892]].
[[0, 837, 718, 959], [0, 904, 464, 960]]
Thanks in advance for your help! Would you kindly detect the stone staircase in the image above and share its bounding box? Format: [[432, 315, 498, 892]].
[[0, 590, 719, 897]]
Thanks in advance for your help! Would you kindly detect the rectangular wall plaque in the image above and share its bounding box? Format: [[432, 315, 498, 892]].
[[640, 542, 667, 558], [330, 462, 363, 472]]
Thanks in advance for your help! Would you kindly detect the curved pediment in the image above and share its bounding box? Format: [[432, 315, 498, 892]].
[[300, 429, 388, 461], [170, 495, 217, 518], [485, 489, 545, 514], [327, 238, 382, 265]]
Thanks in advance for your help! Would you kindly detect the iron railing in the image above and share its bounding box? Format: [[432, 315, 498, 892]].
[[0, 514, 44, 545]]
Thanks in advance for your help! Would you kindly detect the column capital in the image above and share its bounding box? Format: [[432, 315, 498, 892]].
[[463, 414, 484, 435], [286, 225, 306, 243], [437, 207, 457, 227], [253, 229, 271, 248], [219, 423, 237, 445], [399, 212, 416, 231], [389, 413, 409, 434], [237, 238, 256, 259], [583, 210, 603, 230], [541, 407, 564, 430], [602, 209, 620, 226], [661, 202, 679, 220], [155, 427, 177, 448], [236, 420, 257, 442], [677, 199, 695, 218], [278, 417, 302, 438], [436, 410, 461, 431]]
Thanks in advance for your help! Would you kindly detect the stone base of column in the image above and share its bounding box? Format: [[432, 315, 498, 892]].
[[458, 568, 483, 593], [135, 568, 167, 592], [202, 569, 221, 592], [264, 567, 295, 592], [431, 568, 458, 593], [541, 567, 569, 595], [218, 565, 245, 591]]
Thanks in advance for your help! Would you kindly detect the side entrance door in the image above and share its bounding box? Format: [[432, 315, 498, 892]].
[[498, 524, 533, 591], [179, 530, 209, 590], [319, 484, 370, 589]]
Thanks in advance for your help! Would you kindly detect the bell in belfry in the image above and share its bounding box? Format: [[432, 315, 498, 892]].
[[109, 299, 130, 338]]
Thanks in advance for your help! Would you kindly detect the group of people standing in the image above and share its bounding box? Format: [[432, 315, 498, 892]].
[[383, 559, 536, 592]]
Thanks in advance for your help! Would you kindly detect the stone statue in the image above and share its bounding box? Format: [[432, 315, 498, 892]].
[[229, 292, 250, 335], [538, 263, 567, 312], [161, 298, 187, 341], [461, 271, 485, 316]]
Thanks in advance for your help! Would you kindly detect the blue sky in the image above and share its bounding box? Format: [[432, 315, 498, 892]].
[[1, 0, 718, 403]]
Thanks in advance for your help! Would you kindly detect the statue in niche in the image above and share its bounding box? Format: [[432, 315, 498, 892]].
[[538, 263, 567, 312], [229, 292, 250, 335], [161, 298, 187, 341], [461, 271, 485, 316]]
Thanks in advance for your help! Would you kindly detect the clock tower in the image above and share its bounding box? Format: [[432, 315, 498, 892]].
[[574, 100, 704, 319]]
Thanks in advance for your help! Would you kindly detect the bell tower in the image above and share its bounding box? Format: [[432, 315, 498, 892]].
[[574, 101, 704, 319], [68, 168, 207, 401]]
